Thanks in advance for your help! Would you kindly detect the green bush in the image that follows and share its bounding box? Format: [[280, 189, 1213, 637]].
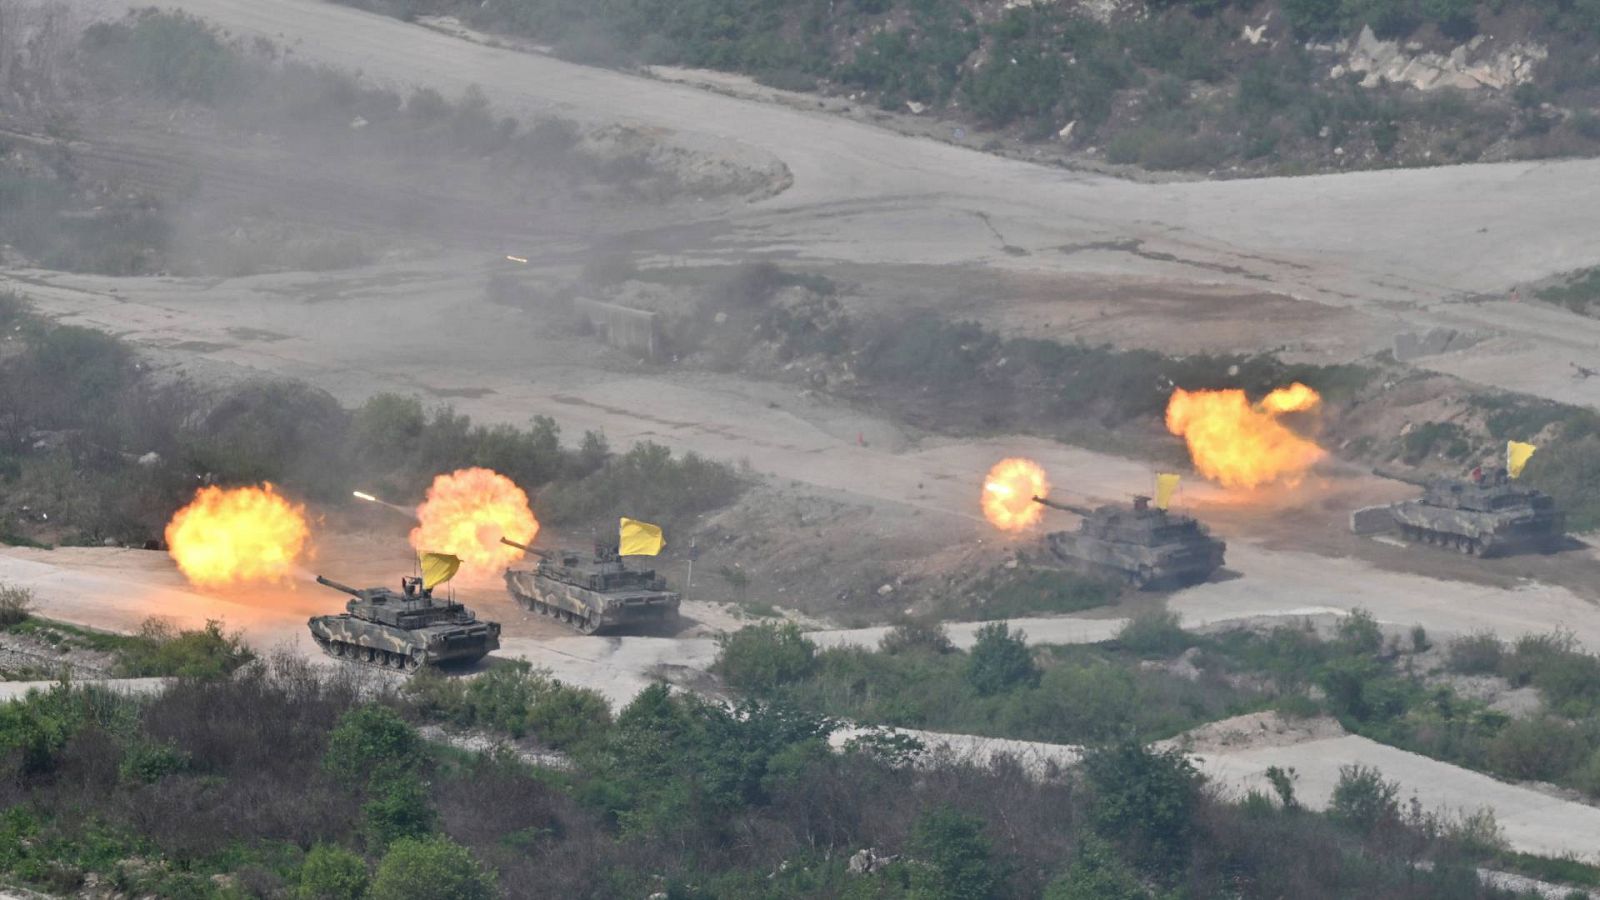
[[879, 619, 954, 655], [1328, 764, 1399, 832], [1335, 608, 1383, 657], [965, 622, 1038, 696], [1081, 739, 1202, 866], [1115, 610, 1190, 658], [1486, 716, 1588, 781], [299, 844, 369, 900], [1447, 632, 1503, 675], [324, 705, 424, 786], [366, 837, 495, 900], [907, 805, 1000, 900], [537, 441, 746, 528], [970, 568, 1118, 618], [714, 622, 818, 695], [83, 11, 241, 103], [117, 741, 190, 784], [117, 619, 254, 680], [364, 771, 438, 849], [0, 584, 33, 627], [405, 664, 611, 748], [1044, 836, 1151, 900]]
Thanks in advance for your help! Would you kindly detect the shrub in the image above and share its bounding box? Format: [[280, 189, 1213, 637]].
[[1081, 739, 1202, 866], [907, 805, 1000, 900], [537, 441, 746, 528], [117, 619, 254, 679], [93, 11, 241, 103], [408, 663, 613, 748], [1335, 607, 1383, 657], [324, 705, 424, 786], [1446, 632, 1503, 675], [879, 619, 954, 655], [714, 622, 818, 695], [367, 837, 495, 900], [1328, 764, 1399, 832], [364, 770, 438, 849], [1115, 609, 1190, 658], [1485, 716, 1587, 781], [1503, 630, 1578, 687], [965, 622, 1038, 696], [1044, 836, 1150, 900], [0, 583, 33, 627], [117, 741, 190, 784], [299, 844, 368, 900]]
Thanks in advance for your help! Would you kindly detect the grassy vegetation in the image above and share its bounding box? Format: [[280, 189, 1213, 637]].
[[723, 619, 1274, 744], [0, 603, 255, 681], [0, 654, 1560, 899], [1538, 267, 1600, 316], [956, 567, 1121, 620], [337, 0, 1600, 174], [711, 610, 1600, 811], [0, 293, 746, 547]]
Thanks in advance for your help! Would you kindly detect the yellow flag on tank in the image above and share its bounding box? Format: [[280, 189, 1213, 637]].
[[1154, 473, 1181, 510], [419, 552, 461, 590], [1507, 441, 1538, 479], [619, 518, 664, 556]]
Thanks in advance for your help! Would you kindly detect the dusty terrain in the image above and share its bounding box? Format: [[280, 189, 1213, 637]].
[[42, 0, 1600, 410], [9, 0, 1600, 866]]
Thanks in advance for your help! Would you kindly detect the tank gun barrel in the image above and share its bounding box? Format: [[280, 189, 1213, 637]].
[[1373, 467, 1430, 487], [315, 575, 363, 597], [499, 536, 550, 558], [1032, 495, 1094, 517]]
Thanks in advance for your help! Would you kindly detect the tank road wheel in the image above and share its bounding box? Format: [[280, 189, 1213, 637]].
[[365, 647, 379, 665], [576, 616, 599, 635], [1457, 536, 1472, 555], [406, 651, 424, 671], [331, 641, 347, 658]]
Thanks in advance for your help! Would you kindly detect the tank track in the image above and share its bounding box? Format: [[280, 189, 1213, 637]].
[[313, 636, 423, 671], [509, 591, 600, 634], [1396, 524, 1486, 556]]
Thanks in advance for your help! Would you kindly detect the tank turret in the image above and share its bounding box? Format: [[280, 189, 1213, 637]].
[[1032, 494, 1224, 590], [501, 534, 679, 634], [307, 572, 500, 669], [1374, 464, 1562, 556]]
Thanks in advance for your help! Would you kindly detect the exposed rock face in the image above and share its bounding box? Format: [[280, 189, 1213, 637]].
[[1334, 26, 1546, 91]]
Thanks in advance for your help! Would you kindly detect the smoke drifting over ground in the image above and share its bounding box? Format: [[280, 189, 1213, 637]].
[[0, 5, 777, 280]]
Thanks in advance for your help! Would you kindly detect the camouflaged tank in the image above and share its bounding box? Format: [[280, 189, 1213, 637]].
[[499, 537, 679, 634], [308, 575, 500, 669], [1032, 495, 1225, 590], [1376, 466, 1563, 556]]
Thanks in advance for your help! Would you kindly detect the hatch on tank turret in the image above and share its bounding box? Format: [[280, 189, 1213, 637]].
[[500, 536, 680, 634], [1032, 494, 1225, 590], [308, 574, 500, 669]]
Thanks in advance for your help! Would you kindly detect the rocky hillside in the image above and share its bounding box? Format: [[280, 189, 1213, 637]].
[[344, 0, 1600, 175]]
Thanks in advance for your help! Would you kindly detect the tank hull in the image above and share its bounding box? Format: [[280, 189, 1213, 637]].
[[1389, 501, 1564, 557], [307, 614, 499, 669], [1045, 531, 1225, 590], [504, 570, 679, 634]]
